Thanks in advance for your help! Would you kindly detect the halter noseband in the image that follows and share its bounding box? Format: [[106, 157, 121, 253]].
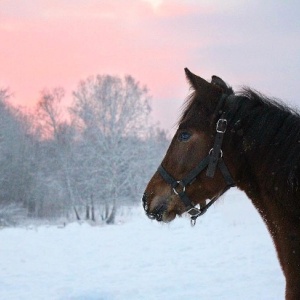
[[157, 94, 235, 225]]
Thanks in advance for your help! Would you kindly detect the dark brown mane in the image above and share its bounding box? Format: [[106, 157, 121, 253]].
[[227, 89, 300, 211]]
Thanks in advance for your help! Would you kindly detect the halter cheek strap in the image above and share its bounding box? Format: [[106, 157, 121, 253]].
[[157, 94, 235, 225]]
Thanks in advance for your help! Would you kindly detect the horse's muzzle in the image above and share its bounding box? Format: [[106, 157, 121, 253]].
[[142, 193, 167, 222]]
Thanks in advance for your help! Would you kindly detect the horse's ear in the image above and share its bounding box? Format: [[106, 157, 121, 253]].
[[184, 68, 211, 91], [211, 75, 234, 95]]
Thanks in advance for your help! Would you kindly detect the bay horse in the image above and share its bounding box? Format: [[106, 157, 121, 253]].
[[142, 68, 300, 299]]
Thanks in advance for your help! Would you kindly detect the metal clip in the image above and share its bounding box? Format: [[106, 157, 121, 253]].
[[216, 118, 227, 133], [188, 207, 202, 227], [186, 207, 201, 217], [190, 218, 197, 226]]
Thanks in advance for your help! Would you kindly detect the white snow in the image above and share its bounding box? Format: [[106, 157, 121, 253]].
[[0, 188, 285, 300]]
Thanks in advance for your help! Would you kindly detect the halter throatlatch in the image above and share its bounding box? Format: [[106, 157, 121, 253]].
[[157, 94, 235, 226]]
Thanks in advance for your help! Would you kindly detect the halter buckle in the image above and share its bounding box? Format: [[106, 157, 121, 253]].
[[216, 118, 227, 133]]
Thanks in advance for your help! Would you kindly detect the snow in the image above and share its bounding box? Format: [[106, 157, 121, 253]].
[[0, 188, 285, 300]]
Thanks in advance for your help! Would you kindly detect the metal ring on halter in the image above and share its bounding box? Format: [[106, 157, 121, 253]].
[[216, 118, 227, 133], [209, 148, 223, 158], [186, 206, 201, 217], [172, 181, 186, 195]]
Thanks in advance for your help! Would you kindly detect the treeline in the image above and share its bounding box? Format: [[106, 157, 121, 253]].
[[0, 75, 169, 226]]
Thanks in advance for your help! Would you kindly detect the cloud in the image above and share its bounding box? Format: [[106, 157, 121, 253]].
[[0, 0, 200, 101]]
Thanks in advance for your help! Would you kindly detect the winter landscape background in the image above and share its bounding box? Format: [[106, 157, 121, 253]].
[[0, 74, 168, 226], [0, 81, 286, 298], [0, 189, 285, 300], [1, 1, 299, 298]]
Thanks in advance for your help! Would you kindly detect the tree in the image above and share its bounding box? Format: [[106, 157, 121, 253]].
[[34, 87, 77, 218], [35, 87, 65, 139], [70, 74, 153, 223], [0, 89, 32, 224], [0, 75, 169, 226]]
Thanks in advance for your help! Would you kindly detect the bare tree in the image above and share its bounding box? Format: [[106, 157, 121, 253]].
[[36, 87, 65, 139], [0, 75, 169, 226], [0, 89, 34, 223], [35, 87, 77, 218], [70, 74, 153, 223]]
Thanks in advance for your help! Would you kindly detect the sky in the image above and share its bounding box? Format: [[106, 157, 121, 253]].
[[1, 0, 300, 130]]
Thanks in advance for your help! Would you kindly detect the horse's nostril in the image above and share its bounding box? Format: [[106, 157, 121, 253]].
[[142, 193, 148, 211]]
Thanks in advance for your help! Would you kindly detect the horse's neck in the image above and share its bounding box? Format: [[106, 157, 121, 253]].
[[242, 182, 300, 298]]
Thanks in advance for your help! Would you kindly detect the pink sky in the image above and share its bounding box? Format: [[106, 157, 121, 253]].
[[1, 0, 300, 130]]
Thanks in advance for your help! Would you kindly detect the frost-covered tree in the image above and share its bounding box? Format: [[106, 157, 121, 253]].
[[0, 75, 169, 226], [34, 87, 77, 218], [0, 89, 32, 224], [70, 74, 159, 223], [35, 87, 65, 139]]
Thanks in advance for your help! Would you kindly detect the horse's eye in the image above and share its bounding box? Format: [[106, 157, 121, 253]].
[[178, 131, 192, 142]]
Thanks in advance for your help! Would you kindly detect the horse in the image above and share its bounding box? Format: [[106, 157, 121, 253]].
[[142, 68, 300, 299]]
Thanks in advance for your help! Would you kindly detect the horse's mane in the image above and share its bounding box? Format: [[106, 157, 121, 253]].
[[230, 88, 300, 206]]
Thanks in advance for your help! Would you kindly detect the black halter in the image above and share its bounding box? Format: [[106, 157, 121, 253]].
[[157, 94, 235, 225]]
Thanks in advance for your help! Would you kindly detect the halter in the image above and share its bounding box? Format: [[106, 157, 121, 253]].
[[157, 94, 235, 225]]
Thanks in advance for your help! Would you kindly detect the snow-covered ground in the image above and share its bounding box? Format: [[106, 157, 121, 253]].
[[0, 188, 285, 300]]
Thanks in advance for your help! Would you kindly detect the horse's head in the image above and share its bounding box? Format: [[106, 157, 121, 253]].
[[143, 68, 235, 223]]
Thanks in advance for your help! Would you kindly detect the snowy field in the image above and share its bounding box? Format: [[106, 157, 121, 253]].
[[0, 188, 285, 300]]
